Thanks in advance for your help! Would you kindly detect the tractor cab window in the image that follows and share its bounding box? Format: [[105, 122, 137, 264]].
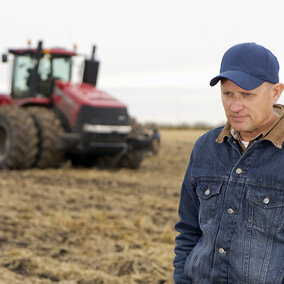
[[12, 54, 52, 98], [38, 55, 51, 81], [12, 54, 71, 99], [12, 55, 34, 98], [37, 55, 52, 96], [52, 57, 71, 82]]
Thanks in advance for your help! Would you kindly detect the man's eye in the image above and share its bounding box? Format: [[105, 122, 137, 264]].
[[223, 92, 232, 96]]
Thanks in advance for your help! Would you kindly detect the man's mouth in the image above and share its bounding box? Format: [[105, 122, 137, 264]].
[[230, 115, 247, 122]]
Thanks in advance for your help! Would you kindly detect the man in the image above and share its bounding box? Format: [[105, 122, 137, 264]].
[[173, 42, 284, 284]]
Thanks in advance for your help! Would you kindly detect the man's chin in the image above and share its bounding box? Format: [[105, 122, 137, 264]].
[[229, 121, 249, 132]]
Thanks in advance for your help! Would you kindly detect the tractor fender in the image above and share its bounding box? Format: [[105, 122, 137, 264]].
[[0, 94, 13, 106]]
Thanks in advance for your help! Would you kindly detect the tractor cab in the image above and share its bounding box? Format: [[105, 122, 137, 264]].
[[4, 41, 100, 103], [8, 47, 75, 98]]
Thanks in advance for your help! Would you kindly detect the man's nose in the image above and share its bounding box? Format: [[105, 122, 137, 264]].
[[230, 97, 243, 112]]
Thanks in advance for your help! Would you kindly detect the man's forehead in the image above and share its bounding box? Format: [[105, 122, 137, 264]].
[[221, 79, 270, 91], [221, 79, 247, 90]]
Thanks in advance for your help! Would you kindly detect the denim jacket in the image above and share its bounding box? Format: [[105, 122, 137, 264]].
[[173, 109, 284, 284]]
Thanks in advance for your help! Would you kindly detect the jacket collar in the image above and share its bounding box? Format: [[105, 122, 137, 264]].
[[216, 104, 284, 149]]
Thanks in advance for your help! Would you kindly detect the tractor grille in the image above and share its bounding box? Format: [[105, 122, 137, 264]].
[[82, 133, 127, 144], [74, 105, 129, 132]]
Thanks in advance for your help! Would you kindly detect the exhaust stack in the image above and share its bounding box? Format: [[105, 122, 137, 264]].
[[82, 45, 100, 87]]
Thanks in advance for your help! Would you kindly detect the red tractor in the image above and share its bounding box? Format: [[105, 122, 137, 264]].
[[0, 41, 160, 169]]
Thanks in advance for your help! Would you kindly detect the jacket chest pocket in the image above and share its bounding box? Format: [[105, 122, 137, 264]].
[[196, 182, 223, 225], [246, 185, 284, 232]]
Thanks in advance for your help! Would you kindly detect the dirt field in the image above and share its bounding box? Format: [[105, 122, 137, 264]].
[[0, 129, 206, 284]]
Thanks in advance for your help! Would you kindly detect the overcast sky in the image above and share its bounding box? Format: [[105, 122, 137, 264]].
[[1, 0, 284, 125]]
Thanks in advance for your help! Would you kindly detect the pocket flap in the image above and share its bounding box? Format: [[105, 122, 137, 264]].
[[246, 185, 284, 208], [196, 182, 223, 200]]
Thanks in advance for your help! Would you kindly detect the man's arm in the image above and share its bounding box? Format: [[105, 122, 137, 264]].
[[173, 151, 202, 283]]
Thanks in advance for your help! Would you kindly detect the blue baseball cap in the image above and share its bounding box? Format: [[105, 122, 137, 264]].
[[210, 42, 279, 90]]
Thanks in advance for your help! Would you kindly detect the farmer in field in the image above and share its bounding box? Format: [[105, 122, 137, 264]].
[[173, 42, 284, 283]]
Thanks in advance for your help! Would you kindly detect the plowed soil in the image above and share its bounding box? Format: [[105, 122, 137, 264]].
[[0, 129, 205, 284]]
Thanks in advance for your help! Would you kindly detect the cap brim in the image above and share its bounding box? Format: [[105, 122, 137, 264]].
[[209, 70, 265, 90]]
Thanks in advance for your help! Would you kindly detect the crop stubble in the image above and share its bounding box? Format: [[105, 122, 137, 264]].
[[0, 129, 205, 283]]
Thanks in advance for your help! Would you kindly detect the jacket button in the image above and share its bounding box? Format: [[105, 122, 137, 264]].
[[228, 208, 234, 215], [263, 197, 270, 204], [236, 168, 242, 174], [218, 248, 226, 255], [205, 188, 210, 195]]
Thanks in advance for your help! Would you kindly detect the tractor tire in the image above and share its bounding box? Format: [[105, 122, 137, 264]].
[[0, 106, 38, 169], [27, 107, 65, 168], [119, 150, 144, 169], [96, 155, 120, 168], [68, 153, 95, 168]]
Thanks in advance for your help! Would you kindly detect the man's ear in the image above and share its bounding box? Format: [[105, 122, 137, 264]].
[[272, 83, 284, 103]]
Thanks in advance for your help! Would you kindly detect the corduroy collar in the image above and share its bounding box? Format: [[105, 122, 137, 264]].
[[216, 104, 284, 149]]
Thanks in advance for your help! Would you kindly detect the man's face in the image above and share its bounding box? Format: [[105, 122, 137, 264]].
[[221, 80, 281, 141]]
